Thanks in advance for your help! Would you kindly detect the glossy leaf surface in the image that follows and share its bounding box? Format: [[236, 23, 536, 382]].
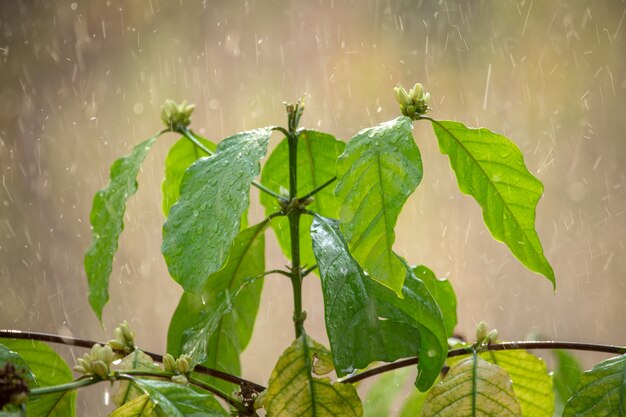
[[130, 378, 227, 417], [263, 335, 362, 417], [562, 354, 626, 417], [112, 350, 160, 407], [310, 215, 447, 391], [260, 130, 345, 267], [430, 120, 554, 286], [335, 116, 423, 295], [85, 136, 158, 321], [162, 127, 272, 293], [413, 265, 457, 337], [0, 339, 75, 417], [422, 354, 522, 417], [162, 135, 216, 215], [552, 350, 582, 416], [167, 222, 266, 393]]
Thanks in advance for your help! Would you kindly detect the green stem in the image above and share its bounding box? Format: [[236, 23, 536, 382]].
[[29, 377, 98, 397], [179, 127, 283, 200], [297, 176, 337, 203]]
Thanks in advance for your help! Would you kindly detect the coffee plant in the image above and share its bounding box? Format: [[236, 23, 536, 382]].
[[1, 84, 624, 416]]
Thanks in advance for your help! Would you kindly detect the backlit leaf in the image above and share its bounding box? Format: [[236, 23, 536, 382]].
[[310, 215, 447, 391], [562, 354, 626, 417], [422, 353, 522, 417], [162, 127, 272, 293], [363, 368, 411, 417], [413, 265, 457, 337], [260, 130, 345, 268], [85, 136, 159, 321], [162, 135, 216, 215], [335, 116, 422, 295], [552, 350, 582, 416], [167, 221, 266, 394], [0, 339, 75, 417], [263, 335, 362, 417], [430, 120, 554, 286], [112, 350, 160, 407], [110, 394, 154, 417]]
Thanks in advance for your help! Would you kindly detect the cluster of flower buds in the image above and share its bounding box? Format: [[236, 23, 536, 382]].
[[393, 83, 431, 120], [161, 99, 196, 132], [74, 344, 114, 379], [107, 321, 136, 357], [475, 321, 499, 347], [162, 353, 192, 384]]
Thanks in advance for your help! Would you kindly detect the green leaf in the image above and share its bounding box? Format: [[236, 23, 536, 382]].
[[562, 354, 626, 417], [429, 119, 555, 286], [260, 130, 345, 268], [110, 394, 154, 417], [310, 215, 447, 391], [397, 387, 430, 417], [334, 116, 423, 295], [0, 339, 75, 417], [363, 368, 411, 417], [483, 350, 554, 417], [422, 353, 522, 417], [263, 335, 363, 417], [412, 265, 457, 337], [112, 350, 160, 407], [0, 343, 36, 385], [167, 221, 266, 394], [129, 378, 227, 417], [85, 136, 159, 321], [162, 127, 272, 294], [552, 350, 582, 416], [162, 135, 216, 215]]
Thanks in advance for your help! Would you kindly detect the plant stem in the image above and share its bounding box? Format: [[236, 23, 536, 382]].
[[339, 340, 626, 384], [297, 176, 337, 203], [29, 377, 98, 396], [285, 101, 305, 337], [179, 127, 283, 200], [0, 330, 265, 392]]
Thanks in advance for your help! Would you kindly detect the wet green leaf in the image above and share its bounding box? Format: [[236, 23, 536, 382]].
[[129, 378, 227, 417], [363, 368, 411, 417], [397, 386, 430, 417], [310, 215, 447, 391], [335, 116, 422, 295], [162, 127, 272, 294], [413, 265, 457, 337], [422, 354, 522, 417], [162, 135, 216, 215], [167, 221, 266, 394], [562, 354, 626, 417], [263, 335, 362, 417], [260, 130, 345, 268], [112, 350, 160, 407], [552, 350, 582, 416], [85, 136, 159, 321], [0, 339, 75, 417], [110, 394, 154, 417], [0, 343, 35, 386], [430, 120, 555, 286]]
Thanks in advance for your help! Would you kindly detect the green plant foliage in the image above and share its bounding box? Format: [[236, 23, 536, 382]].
[[310, 215, 447, 391], [363, 368, 411, 417], [162, 135, 216, 215], [112, 350, 160, 407], [552, 350, 582, 416], [412, 265, 457, 337], [429, 120, 555, 286], [162, 127, 272, 294], [0, 343, 35, 386], [167, 221, 266, 393], [85, 136, 159, 321], [128, 378, 227, 417], [263, 335, 363, 417], [334, 116, 423, 295], [562, 354, 626, 417], [260, 130, 345, 268], [421, 354, 522, 417], [397, 386, 430, 417], [0, 339, 76, 417], [110, 394, 154, 417]]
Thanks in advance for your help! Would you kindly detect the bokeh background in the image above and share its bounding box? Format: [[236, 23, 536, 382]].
[[1, 0, 625, 414]]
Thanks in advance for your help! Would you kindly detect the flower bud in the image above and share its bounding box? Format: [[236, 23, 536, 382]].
[[73, 365, 86, 374], [92, 360, 109, 379], [90, 344, 103, 361], [161, 100, 195, 131], [476, 321, 488, 344], [114, 328, 126, 345], [487, 329, 499, 343], [77, 357, 93, 374], [163, 354, 177, 373], [99, 345, 114, 365], [393, 86, 411, 106], [176, 356, 191, 374], [409, 83, 424, 101], [107, 339, 125, 351], [120, 321, 135, 344], [171, 374, 188, 385]]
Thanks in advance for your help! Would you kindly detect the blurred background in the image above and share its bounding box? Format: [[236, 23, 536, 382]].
[[1, 0, 625, 414]]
